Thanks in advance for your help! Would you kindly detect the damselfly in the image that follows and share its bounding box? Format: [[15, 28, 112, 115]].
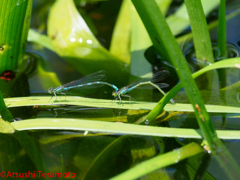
[[48, 70, 118, 101], [112, 70, 175, 104]]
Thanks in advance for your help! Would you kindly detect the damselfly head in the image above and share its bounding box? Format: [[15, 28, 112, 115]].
[[48, 87, 54, 94], [112, 90, 118, 97]]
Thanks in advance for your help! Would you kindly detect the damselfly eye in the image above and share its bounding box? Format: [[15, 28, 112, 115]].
[[112, 91, 117, 97], [48, 88, 53, 94]]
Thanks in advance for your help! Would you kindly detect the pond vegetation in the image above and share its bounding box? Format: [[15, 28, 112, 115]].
[[1, 0, 240, 179]]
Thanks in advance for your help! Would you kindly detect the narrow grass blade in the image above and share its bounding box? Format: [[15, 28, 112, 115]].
[[184, 0, 216, 91], [167, 0, 219, 36], [176, 8, 240, 44], [184, 0, 214, 64], [9, 118, 240, 140], [4, 96, 240, 113], [217, 0, 227, 58]]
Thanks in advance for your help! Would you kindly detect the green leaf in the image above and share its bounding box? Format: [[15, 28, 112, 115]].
[[131, 0, 240, 178], [166, 0, 219, 36], [9, 118, 240, 140], [109, 0, 131, 64], [131, 0, 215, 141], [185, 0, 214, 64], [110, 0, 172, 67], [110, 143, 203, 180], [82, 136, 159, 179], [146, 57, 240, 122], [0, 91, 13, 122], [4, 96, 240, 113], [130, 0, 172, 78], [27, 29, 55, 52], [0, 0, 33, 72], [14, 131, 49, 177], [176, 8, 240, 44], [217, 0, 227, 58], [184, 0, 216, 91], [74, 135, 120, 179], [47, 0, 129, 86], [0, 118, 15, 133]]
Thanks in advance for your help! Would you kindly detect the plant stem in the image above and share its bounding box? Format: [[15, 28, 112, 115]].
[[0, 0, 33, 73], [0, 91, 13, 122], [217, 0, 227, 58]]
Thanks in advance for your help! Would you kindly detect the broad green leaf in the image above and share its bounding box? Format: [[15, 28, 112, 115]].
[[47, 0, 129, 86], [130, 2, 152, 77], [110, 0, 172, 70], [130, 0, 172, 77], [110, 0, 131, 64]]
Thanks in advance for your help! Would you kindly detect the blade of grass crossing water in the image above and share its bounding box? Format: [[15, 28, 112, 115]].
[[131, 0, 215, 148], [131, 0, 240, 179], [216, 0, 227, 102], [184, 0, 216, 91], [184, 0, 215, 64]]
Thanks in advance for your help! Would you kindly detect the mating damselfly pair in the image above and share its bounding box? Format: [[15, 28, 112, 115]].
[[48, 70, 175, 104]]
